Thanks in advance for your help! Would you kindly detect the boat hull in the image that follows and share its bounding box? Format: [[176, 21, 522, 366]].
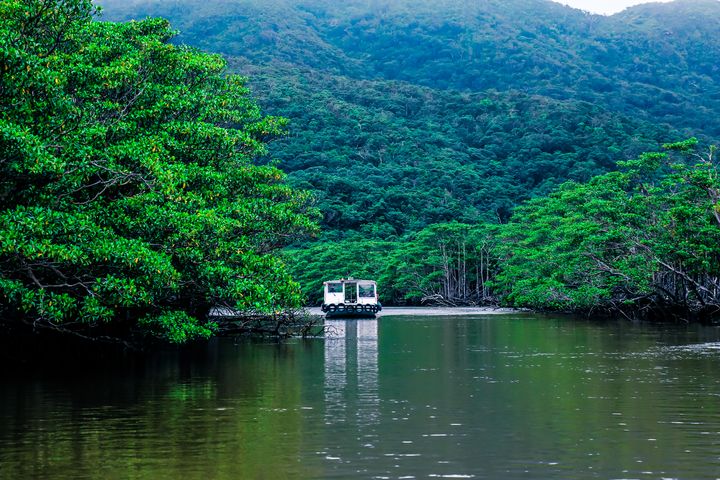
[[325, 311, 377, 319], [321, 303, 382, 318]]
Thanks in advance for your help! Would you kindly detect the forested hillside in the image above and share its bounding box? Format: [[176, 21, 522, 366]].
[[236, 61, 668, 234], [98, 0, 720, 312], [98, 0, 720, 232], [101, 0, 720, 136]]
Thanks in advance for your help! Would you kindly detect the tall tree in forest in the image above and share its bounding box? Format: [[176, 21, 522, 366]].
[[0, 0, 317, 344]]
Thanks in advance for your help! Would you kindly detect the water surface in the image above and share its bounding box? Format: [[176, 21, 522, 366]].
[[2, 314, 720, 479]]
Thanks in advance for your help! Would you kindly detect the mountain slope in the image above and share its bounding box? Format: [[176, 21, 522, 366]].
[[236, 60, 668, 234], [97, 0, 717, 236], [100, 0, 720, 137]]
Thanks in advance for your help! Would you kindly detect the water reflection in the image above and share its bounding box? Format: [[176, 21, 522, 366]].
[[3, 316, 720, 479], [324, 319, 379, 425]]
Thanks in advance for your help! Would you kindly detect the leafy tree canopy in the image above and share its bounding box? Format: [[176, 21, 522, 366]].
[[0, 0, 317, 344], [495, 140, 720, 318]]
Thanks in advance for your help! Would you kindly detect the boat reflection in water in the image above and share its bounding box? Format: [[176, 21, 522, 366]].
[[324, 319, 379, 426]]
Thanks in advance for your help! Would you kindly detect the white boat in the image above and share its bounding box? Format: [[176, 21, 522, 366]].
[[321, 278, 382, 317]]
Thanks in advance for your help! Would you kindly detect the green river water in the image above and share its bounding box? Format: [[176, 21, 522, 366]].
[[2, 313, 720, 479]]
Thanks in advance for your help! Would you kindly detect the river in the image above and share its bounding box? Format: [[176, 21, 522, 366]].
[[2, 313, 720, 479]]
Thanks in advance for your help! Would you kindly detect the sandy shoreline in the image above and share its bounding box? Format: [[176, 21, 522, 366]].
[[304, 306, 521, 317]]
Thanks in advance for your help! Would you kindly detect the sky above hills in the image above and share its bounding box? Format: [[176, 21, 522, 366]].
[[554, 0, 673, 14]]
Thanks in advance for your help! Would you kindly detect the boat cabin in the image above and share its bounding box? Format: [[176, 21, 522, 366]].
[[321, 278, 381, 317]]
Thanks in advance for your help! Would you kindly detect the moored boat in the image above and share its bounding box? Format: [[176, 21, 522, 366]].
[[321, 278, 382, 318]]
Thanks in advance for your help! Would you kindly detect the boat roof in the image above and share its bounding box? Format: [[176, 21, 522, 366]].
[[324, 278, 376, 284]]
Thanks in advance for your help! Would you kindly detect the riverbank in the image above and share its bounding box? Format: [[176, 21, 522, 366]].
[[305, 306, 522, 317]]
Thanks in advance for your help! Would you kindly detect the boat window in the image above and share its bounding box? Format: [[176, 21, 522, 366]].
[[327, 283, 343, 293], [358, 284, 375, 298]]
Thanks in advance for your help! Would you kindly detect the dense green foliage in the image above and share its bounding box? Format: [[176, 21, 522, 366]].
[[293, 140, 720, 322], [17, 0, 720, 321], [97, 0, 720, 313], [101, 0, 720, 137], [241, 62, 667, 234], [381, 222, 498, 306], [0, 0, 316, 343], [285, 239, 395, 304], [290, 222, 497, 306], [496, 140, 720, 319], [98, 0, 720, 236]]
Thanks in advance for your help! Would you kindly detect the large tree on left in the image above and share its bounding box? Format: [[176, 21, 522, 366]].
[[0, 0, 317, 343]]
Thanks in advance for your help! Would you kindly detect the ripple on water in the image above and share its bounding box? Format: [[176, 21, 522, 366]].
[[656, 342, 720, 356], [428, 475, 476, 479]]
